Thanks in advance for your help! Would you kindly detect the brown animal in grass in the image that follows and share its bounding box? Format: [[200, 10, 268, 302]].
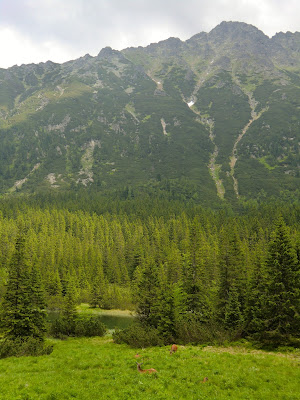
[[170, 344, 178, 354], [136, 362, 157, 374]]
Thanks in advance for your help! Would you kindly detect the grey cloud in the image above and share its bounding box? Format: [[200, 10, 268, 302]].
[[0, 0, 299, 66]]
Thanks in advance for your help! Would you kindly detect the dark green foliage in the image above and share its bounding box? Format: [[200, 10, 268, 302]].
[[62, 280, 78, 335], [217, 226, 246, 323], [90, 270, 106, 308], [135, 261, 160, 327], [155, 267, 176, 342], [29, 266, 48, 339], [224, 282, 243, 330], [0, 234, 51, 357], [245, 261, 267, 336], [1, 235, 47, 340], [251, 217, 300, 345], [74, 316, 106, 337], [175, 317, 237, 345], [1, 235, 32, 339], [181, 253, 210, 322], [0, 337, 53, 359], [112, 323, 163, 347], [49, 316, 70, 339], [244, 216, 300, 347], [49, 314, 106, 338], [0, 195, 299, 348]]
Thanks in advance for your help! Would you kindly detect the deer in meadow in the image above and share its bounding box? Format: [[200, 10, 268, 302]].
[[136, 362, 157, 374], [170, 344, 178, 354]]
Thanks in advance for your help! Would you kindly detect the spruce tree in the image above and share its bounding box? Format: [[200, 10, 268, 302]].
[[90, 265, 106, 308], [245, 259, 267, 336], [2, 235, 36, 339], [156, 265, 176, 342], [135, 260, 160, 328], [248, 217, 300, 345], [262, 217, 300, 343], [217, 226, 245, 326], [29, 265, 47, 339], [182, 253, 209, 321], [63, 279, 77, 335], [172, 280, 188, 330], [224, 281, 243, 330], [0, 234, 51, 357]]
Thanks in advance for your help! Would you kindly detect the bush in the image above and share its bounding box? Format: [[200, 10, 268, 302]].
[[75, 316, 107, 337], [176, 317, 242, 345], [113, 323, 164, 347], [0, 337, 53, 359], [48, 317, 70, 339], [49, 315, 107, 338], [248, 331, 300, 349]]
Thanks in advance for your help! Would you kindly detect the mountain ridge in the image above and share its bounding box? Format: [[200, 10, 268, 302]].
[[0, 21, 299, 205], [3, 21, 300, 71]]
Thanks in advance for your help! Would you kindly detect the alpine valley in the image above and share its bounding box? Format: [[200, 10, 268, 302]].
[[0, 21, 299, 205], [1, 21, 300, 385]]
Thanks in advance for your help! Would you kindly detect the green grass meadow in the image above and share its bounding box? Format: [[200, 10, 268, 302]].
[[0, 336, 299, 400]]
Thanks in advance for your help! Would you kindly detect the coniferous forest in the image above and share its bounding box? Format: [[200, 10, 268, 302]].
[[0, 21, 300, 359], [0, 191, 299, 357], [0, 19, 300, 399]]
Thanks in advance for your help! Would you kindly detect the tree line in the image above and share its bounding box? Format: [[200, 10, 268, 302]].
[[0, 195, 299, 352]]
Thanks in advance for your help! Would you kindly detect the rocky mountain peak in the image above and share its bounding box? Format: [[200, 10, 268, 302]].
[[97, 46, 123, 60], [208, 21, 270, 54], [271, 31, 300, 54], [209, 21, 268, 40], [144, 36, 184, 55]]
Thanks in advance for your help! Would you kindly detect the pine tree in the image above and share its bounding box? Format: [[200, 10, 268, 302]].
[[47, 270, 63, 297], [245, 258, 268, 336], [224, 281, 243, 330], [135, 260, 160, 328], [247, 217, 300, 345], [90, 265, 106, 308], [2, 235, 36, 339], [63, 278, 77, 335], [217, 226, 245, 324], [29, 265, 47, 339], [182, 253, 209, 322], [156, 265, 176, 342], [262, 217, 300, 343], [0, 234, 51, 358]]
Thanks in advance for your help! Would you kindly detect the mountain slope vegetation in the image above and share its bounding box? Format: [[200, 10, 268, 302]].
[[0, 21, 299, 204]]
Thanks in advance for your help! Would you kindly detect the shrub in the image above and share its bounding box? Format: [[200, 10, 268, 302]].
[[75, 316, 106, 337], [49, 315, 107, 338], [176, 317, 242, 345], [113, 323, 164, 347], [48, 317, 70, 339], [248, 331, 300, 349], [0, 337, 53, 359]]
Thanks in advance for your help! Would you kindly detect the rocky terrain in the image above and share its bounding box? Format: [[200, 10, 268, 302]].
[[0, 21, 299, 204]]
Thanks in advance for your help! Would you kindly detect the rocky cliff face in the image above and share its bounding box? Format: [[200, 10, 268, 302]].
[[0, 21, 299, 204]]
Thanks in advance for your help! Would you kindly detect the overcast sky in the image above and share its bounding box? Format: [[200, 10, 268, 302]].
[[0, 0, 299, 69]]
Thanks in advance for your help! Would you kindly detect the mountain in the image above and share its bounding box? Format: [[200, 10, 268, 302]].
[[0, 21, 299, 204]]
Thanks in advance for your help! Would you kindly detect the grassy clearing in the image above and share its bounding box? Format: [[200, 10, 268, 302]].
[[0, 337, 299, 400], [76, 304, 135, 316]]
